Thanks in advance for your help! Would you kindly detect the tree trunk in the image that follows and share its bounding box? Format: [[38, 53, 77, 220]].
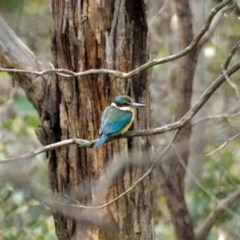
[[36, 1, 152, 239], [186, 0, 208, 191], [158, 0, 197, 239]]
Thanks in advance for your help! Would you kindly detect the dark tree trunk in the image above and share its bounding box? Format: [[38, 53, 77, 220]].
[[36, 1, 153, 239]]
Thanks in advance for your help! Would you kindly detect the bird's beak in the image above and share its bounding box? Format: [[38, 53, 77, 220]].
[[131, 102, 146, 108]]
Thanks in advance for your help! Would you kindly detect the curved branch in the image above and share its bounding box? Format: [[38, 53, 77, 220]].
[[192, 111, 240, 125], [197, 3, 235, 50], [0, 138, 91, 163], [1, 60, 240, 164], [126, 60, 240, 137], [206, 132, 240, 156], [0, 0, 232, 80]]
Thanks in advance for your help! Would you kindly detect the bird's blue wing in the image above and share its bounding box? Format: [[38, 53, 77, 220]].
[[100, 106, 132, 136]]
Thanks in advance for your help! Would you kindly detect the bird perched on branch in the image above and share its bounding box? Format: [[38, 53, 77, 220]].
[[94, 95, 146, 148]]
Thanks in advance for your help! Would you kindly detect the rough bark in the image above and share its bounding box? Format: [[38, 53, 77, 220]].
[[35, 1, 152, 239]]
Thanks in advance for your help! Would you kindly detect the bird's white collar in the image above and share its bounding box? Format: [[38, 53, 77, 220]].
[[111, 102, 133, 112]]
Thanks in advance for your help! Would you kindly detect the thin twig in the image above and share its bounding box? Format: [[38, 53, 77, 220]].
[[192, 111, 240, 125], [206, 132, 240, 156]]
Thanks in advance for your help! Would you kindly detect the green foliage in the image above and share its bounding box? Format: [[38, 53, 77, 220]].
[[0, 93, 54, 238], [187, 150, 240, 239], [0, 0, 55, 237], [0, 185, 57, 240]]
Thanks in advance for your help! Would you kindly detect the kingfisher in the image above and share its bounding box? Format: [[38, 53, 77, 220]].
[[94, 95, 146, 148]]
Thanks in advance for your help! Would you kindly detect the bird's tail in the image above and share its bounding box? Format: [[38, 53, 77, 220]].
[[94, 134, 109, 148]]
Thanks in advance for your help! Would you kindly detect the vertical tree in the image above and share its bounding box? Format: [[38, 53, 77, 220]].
[[157, 0, 196, 239], [38, 0, 151, 239]]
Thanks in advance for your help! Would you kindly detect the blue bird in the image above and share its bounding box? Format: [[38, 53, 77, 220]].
[[94, 95, 146, 148]]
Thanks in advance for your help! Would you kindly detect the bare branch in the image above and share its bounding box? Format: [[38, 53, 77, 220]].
[[197, 3, 235, 49], [223, 69, 240, 102], [1, 60, 240, 164], [192, 111, 240, 125], [0, 0, 232, 80], [223, 40, 240, 69], [206, 132, 240, 156], [0, 138, 92, 163], [126, 61, 240, 137]]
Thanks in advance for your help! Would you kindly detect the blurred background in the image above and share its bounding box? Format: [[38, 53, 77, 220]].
[[0, 1, 55, 239], [0, 0, 240, 239]]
